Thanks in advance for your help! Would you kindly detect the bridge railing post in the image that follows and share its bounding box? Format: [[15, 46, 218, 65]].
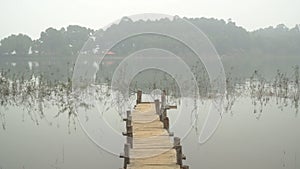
[[123, 111, 132, 127], [174, 137, 182, 166], [126, 110, 131, 119], [160, 90, 166, 121], [159, 90, 170, 131], [119, 143, 130, 169], [127, 125, 133, 148], [136, 90, 142, 104], [161, 90, 166, 110], [163, 116, 169, 131], [124, 143, 130, 168], [155, 99, 160, 115], [174, 137, 188, 168], [123, 110, 133, 148]]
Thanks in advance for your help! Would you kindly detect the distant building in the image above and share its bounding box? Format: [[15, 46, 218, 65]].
[[106, 51, 115, 55]]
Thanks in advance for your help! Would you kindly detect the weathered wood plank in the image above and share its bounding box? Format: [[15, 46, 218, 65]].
[[127, 164, 180, 169], [131, 153, 177, 164]]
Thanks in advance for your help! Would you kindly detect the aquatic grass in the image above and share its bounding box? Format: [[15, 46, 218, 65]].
[[0, 66, 299, 130]]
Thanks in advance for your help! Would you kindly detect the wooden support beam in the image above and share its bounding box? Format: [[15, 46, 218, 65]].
[[165, 105, 178, 110]]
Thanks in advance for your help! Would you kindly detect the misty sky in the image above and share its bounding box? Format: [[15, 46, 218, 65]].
[[0, 0, 299, 39]]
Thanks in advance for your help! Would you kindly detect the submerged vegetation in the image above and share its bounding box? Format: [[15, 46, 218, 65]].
[[224, 66, 300, 119], [0, 65, 299, 130]]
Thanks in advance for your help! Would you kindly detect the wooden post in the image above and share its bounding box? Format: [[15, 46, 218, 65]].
[[163, 116, 169, 130], [174, 137, 180, 147], [155, 99, 160, 115], [161, 90, 166, 110], [122, 108, 133, 148], [123, 125, 133, 148], [123, 110, 132, 127], [162, 109, 167, 120], [174, 137, 188, 168], [160, 107, 167, 122], [176, 146, 183, 166], [126, 110, 131, 119], [174, 137, 183, 166], [127, 125, 133, 148], [136, 90, 142, 104], [120, 143, 130, 169], [160, 90, 169, 130], [123, 110, 133, 148], [160, 90, 166, 121], [124, 143, 130, 168], [126, 116, 132, 128]]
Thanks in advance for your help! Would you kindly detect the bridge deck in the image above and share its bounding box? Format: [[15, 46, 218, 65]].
[[127, 103, 181, 169]]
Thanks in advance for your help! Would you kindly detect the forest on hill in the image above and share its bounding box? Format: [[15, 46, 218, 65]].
[[0, 16, 299, 79]]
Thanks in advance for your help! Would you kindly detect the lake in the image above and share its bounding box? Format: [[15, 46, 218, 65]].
[[0, 97, 299, 169]]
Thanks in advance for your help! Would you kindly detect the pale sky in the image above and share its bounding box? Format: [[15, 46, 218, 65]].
[[0, 0, 299, 39]]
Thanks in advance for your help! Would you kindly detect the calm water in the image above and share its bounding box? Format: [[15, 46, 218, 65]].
[[0, 97, 299, 169]]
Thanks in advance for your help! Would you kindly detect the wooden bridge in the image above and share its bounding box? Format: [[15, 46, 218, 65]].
[[120, 90, 189, 169]]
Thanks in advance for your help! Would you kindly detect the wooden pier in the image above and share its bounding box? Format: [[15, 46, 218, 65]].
[[120, 90, 189, 169]]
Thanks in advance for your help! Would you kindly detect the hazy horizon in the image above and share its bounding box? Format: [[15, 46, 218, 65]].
[[1, 0, 299, 39]]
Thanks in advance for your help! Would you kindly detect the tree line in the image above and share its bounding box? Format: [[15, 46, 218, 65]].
[[0, 17, 299, 57]]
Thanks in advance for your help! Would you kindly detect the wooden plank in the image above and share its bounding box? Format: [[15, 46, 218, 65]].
[[133, 121, 163, 128], [130, 150, 177, 165], [128, 164, 180, 169]]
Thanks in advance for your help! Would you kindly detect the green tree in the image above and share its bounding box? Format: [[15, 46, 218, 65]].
[[0, 34, 32, 55], [35, 27, 71, 56], [65, 25, 94, 55]]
